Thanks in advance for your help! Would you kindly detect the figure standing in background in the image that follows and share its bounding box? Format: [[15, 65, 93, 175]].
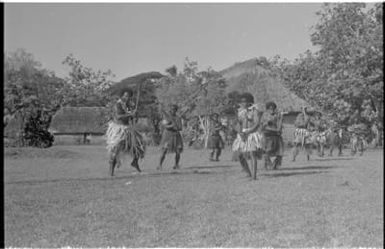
[[292, 106, 314, 161], [158, 104, 184, 170], [260, 101, 284, 170], [207, 113, 225, 161]]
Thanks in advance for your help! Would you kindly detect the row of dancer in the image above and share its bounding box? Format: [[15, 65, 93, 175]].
[[105, 90, 314, 180]]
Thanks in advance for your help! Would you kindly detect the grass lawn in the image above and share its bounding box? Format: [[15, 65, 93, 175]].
[[4, 145, 384, 247]]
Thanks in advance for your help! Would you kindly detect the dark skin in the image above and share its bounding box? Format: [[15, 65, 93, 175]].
[[109, 92, 141, 176], [209, 114, 223, 161], [158, 106, 182, 170], [237, 98, 261, 180], [292, 107, 312, 161], [263, 105, 283, 169]]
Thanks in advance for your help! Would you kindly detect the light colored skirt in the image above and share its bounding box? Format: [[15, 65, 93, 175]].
[[293, 128, 313, 145], [106, 121, 146, 159], [315, 131, 328, 145], [232, 131, 263, 152]]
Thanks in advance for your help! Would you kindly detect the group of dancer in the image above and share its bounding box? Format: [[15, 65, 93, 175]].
[[106, 90, 184, 176], [105, 89, 374, 179], [106, 90, 286, 180]]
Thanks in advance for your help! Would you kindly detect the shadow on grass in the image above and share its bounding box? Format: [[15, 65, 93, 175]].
[[263, 171, 328, 178], [277, 165, 337, 171], [186, 165, 236, 170], [311, 157, 354, 162], [5, 168, 235, 185]]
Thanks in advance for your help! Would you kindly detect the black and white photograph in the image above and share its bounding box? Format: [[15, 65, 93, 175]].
[[3, 1, 384, 247]]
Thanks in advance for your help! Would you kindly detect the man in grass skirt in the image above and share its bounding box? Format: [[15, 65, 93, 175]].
[[232, 93, 263, 180], [347, 110, 368, 156], [158, 104, 183, 170], [207, 113, 225, 161], [260, 101, 284, 170], [292, 106, 315, 161], [106, 90, 146, 176], [312, 111, 329, 157]]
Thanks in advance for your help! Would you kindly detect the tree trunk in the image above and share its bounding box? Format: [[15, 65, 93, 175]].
[[198, 115, 210, 149]]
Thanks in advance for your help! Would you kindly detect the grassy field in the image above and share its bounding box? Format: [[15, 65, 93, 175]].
[[4, 145, 384, 247]]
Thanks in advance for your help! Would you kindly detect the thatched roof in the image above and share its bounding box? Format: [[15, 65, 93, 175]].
[[220, 58, 309, 112], [107, 71, 164, 96], [49, 107, 109, 134], [106, 71, 165, 117]]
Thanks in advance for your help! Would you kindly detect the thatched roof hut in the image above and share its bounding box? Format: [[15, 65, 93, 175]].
[[221, 58, 308, 112], [107, 71, 165, 118], [108, 71, 164, 96], [49, 107, 109, 135]]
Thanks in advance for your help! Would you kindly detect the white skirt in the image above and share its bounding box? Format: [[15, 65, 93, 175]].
[[232, 130, 263, 152]]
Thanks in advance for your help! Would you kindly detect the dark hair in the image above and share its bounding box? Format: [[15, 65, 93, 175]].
[[119, 89, 133, 98], [265, 101, 277, 110], [240, 93, 254, 104]]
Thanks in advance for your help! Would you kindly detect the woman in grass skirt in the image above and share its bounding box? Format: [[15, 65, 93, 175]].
[[207, 113, 225, 161], [292, 106, 314, 162], [158, 104, 183, 170], [232, 93, 263, 180], [260, 101, 284, 170], [106, 90, 146, 176]]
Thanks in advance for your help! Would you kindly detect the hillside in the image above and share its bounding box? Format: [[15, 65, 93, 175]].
[[220, 58, 308, 112]]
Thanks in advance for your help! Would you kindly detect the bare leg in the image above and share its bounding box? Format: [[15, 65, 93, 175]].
[[273, 155, 282, 169], [215, 148, 221, 161], [239, 153, 252, 177], [174, 151, 181, 169], [209, 150, 215, 161], [292, 144, 299, 161], [131, 156, 141, 172], [251, 151, 258, 180], [338, 142, 343, 156], [109, 152, 117, 176], [305, 144, 311, 161], [359, 138, 364, 156], [264, 154, 272, 170], [329, 143, 334, 156], [158, 149, 167, 170]]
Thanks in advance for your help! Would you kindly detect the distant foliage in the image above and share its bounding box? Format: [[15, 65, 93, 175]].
[[60, 54, 115, 107], [269, 3, 383, 129], [4, 49, 64, 147], [156, 58, 228, 147], [157, 58, 228, 118]]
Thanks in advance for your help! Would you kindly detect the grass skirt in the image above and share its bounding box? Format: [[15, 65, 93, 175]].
[[315, 131, 328, 145], [207, 135, 225, 149], [160, 129, 183, 153], [264, 135, 284, 156], [293, 128, 313, 145], [106, 121, 146, 159], [232, 131, 263, 152]]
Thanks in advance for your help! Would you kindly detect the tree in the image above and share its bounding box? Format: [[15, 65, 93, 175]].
[[4, 49, 64, 147], [156, 58, 228, 148], [269, 3, 383, 129], [60, 54, 115, 107]]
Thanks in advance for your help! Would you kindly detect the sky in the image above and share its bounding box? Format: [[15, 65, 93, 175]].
[[5, 3, 323, 81]]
